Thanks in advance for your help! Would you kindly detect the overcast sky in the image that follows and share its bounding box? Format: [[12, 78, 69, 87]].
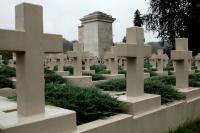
[[0, 0, 160, 43]]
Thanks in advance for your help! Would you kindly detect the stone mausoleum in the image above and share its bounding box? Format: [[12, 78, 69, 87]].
[[79, 11, 115, 58]]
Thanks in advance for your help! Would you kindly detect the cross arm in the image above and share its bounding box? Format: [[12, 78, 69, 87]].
[[43, 33, 63, 53], [144, 45, 152, 57], [0, 29, 25, 52], [171, 50, 192, 60]]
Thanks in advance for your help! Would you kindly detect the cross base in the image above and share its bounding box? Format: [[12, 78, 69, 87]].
[[0, 97, 77, 133], [63, 76, 92, 86], [155, 71, 168, 76], [82, 70, 96, 75], [177, 87, 200, 101], [144, 73, 150, 79], [101, 74, 125, 80], [56, 71, 70, 77], [118, 94, 161, 116]]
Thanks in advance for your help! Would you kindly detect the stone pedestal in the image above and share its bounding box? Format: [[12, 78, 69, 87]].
[[63, 76, 92, 86], [0, 88, 16, 97], [118, 94, 161, 115], [0, 97, 77, 133], [189, 70, 195, 74], [155, 71, 168, 76], [82, 70, 95, 75], [102, 74, 125, 80], [178, 88, 200, 101], [144, 73, 150, 79], [56, 71, 70, 76]]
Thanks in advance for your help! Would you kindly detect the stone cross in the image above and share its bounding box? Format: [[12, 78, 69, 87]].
[[55, 53, 65, 71], [83, 52, 93, 71], [195, 53, 200, 70], [68, 42, 83, 76], [171, 38, 192, 89], [150, 54, 157, 68], [117, 27, 151, 97], [188, 59, 192, 71], [173, 60, 176, 71], [163, 54, 169, 67], [104, 46, 118, 74], [0, 3, 62, 116], [156, 49, 164, 72]]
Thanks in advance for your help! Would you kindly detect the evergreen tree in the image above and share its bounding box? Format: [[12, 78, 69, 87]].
[[133, 9, 144, 27], [122, 36, 126, 43]]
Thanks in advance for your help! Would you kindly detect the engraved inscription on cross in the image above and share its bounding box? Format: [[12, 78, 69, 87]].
[[0, 3, 62, 116], [171, 38, 192, 89], [117, 27, 151, 97]]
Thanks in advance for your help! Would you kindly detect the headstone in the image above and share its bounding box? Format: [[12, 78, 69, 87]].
[[117, 27, 151, 97], [0, 3, 76, 133], [149, 54, 157, 68], [156, 49, 164, 72], [0, 3, 63, 116], [79, 11, 116, 57], [68, 42, 83, 76], [171, 38, 192, 89], [163, 54, 169, 67], [116, 27, 161, 115], [104, 46, 118, 74]]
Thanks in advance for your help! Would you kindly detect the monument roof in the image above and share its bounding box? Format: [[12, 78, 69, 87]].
[[80, 11, 116, 23]]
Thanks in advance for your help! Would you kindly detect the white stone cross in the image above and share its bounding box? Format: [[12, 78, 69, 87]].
[[156, 49, 165, 72], [55, 53, 65, 71], [117, 27, 151, 97], [171, 38, 192, 89], [0, 3, 62, 116], [68, 42, 83, 76], [104, 46, 118, 74], [83, 52, 93, 71], [163, 54, 169, 67], [150, 54, 157, 68], [195, 53, 200, 70]]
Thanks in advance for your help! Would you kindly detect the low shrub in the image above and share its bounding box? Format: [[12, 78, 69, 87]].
[[44, 70, 65, 84], [95, 79, 126, 92], [45, 83, 123, 125], [92, 74, 105, 81], [0, 75, 13, 88], [144, 79, 185, 104], [64, 66, 73, 75], [90, 64, 106, 74], [53, 65, 58, 71], [0, 65, 16, 78], [95, 77, 185, 104]]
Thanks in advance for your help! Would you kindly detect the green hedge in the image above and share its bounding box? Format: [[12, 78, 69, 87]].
[[0, 65, 16, 78], [90, 64, 107, 74], [95, 78, 185, 104], [144, 79, 185, 104], [45, 83, 123, 125], [95, 79, 126, 92], [0, 75, 13, 88], [0, 65, 16, 88], [64, 66, 73, 75]]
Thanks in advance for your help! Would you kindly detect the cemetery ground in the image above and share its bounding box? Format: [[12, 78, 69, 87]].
[[1, 62, 200, 132]]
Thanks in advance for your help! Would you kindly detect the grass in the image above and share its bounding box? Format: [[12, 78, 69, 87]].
[[169, 119, 200, 133]]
